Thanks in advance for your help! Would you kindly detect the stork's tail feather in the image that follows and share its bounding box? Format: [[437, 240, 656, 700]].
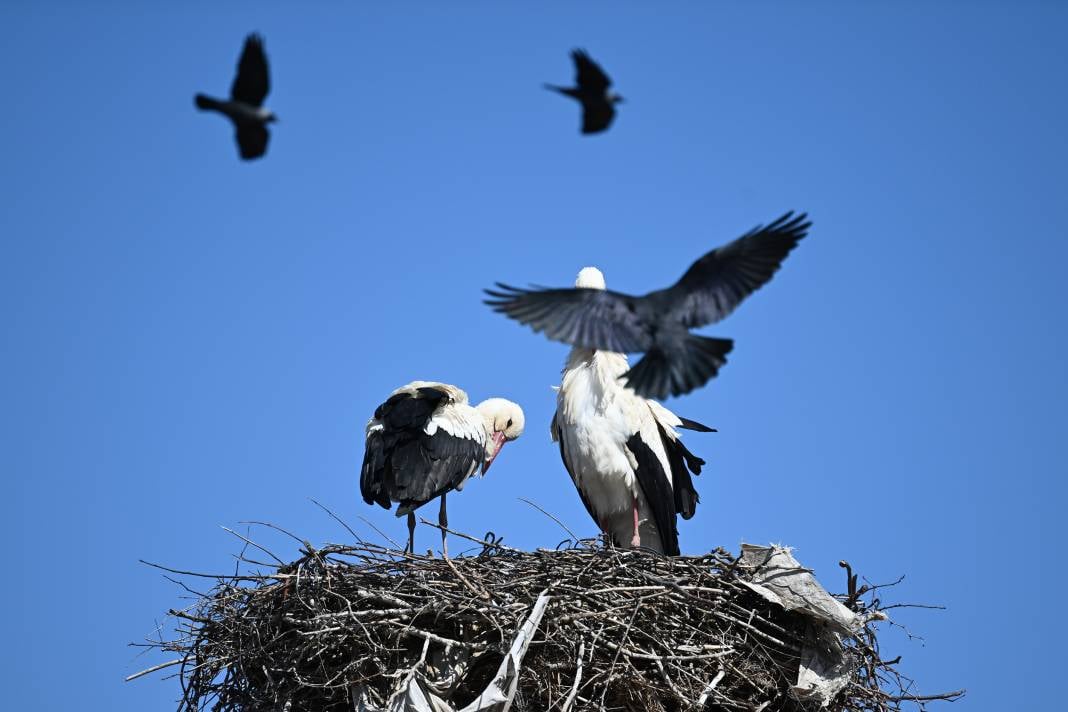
[[194, 93, 223, 111], [678, 416, 716, 433], [623, 335, 734, 400]]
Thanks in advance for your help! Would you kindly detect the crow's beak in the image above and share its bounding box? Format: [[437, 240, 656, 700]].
[[482, 431, 508, 474]]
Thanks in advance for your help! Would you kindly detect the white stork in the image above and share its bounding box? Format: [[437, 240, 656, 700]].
[[360, 381, 525, 554], [551, 268, 714, 556]]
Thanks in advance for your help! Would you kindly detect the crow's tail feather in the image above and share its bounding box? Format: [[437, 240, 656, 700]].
[[623, 335, 733, 400], [544, 83, 581, 100], [194, 93, 223, 111]]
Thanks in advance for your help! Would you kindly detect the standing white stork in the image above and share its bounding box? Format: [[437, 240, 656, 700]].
[[360, 381, 525, 555], [551, 268, 714, 556]]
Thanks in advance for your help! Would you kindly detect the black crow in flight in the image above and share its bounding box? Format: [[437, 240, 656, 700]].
[[545, 49, 623, 134], [484, 212, 811, 400], [195, 34, 277, 160]]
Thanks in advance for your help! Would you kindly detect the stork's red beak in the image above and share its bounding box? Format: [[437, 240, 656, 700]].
[[482, 431, 507, 474]]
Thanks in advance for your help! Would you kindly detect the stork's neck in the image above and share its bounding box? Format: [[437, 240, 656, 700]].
[[560, 347, 630, 403]]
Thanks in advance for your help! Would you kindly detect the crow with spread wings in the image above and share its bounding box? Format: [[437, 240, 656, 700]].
[[485, 212, 811, 400], [545, 49, 624, 134], [195, 34, 277, 160]]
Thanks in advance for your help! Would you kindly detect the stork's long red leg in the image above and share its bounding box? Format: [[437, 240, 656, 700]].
[[630, 496, 641, 548]]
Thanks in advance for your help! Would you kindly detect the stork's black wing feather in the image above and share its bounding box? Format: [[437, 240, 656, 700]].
[[645, 212, 811, 329], [360, 386, 483, 515], [655, 422, 708, 521], [231, 34, 270, 106], [678, 416, 716, 433], [392, 431, 484, 514], [571, 49, 612, 92], [373, 386, 448, 428], [360, 427, 392, 510], [625, 432, 680, 556], [484, 283, 651, 353], [361, 387, 448, 509]]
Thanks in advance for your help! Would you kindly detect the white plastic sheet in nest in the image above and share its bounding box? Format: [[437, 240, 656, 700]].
[[352, 591, 551, 712], [740, 544, 858, 707]]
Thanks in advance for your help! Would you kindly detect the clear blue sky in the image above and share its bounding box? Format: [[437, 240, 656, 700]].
[[1, 2, 1064, 709]]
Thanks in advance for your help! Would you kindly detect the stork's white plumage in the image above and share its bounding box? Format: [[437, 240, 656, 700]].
[[551, 268, 712, 556], [360, 381, 525, 554]]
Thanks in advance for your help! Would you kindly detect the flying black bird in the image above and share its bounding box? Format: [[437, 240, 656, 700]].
[[545, 49, 623, 134], [484, 212, 811, 400], [194, 34, 277, 160]]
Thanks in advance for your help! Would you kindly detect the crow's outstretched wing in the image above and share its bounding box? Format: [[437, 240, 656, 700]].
[[236, 124, 269, 159], [646, 212, 810, 329], [572, 49, 612, 93], [231, 34, 270, 106], [582, 102, 616, 134], [484, 283, 651, 353]]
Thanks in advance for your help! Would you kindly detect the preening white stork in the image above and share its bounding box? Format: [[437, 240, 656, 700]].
[[551, 267, 714, 556], [360, 381, 525, 555]]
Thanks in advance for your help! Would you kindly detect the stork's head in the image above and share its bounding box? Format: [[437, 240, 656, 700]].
[[475, 398, 525, 474], [575, 266, 606, 290]]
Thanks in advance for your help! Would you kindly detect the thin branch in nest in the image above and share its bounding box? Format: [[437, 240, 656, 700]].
[[356, 515, 404, 550], [517, 497, 581, 543], [126, 658, 189, 682], [308, 498, 366, 544]]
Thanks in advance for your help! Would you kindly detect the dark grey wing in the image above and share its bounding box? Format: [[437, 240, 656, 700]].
[[484, 283, 652, 353], [231, 33, 270, 106], [625, 433, 680, 556], [235, 124, 269, 160], [571, 49, 611, 92], [645, 212, 811, 329], [622, 334, 733, 400], [655, 422, 708, 521], [581, 100, 615, 134]]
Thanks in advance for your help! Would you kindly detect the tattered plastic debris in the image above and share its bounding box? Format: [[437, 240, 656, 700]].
[[352, 591, 551, 712], [740, 544, 858, 707]]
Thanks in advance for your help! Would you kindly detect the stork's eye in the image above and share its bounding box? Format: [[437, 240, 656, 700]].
[[507, 419, 513, 428]]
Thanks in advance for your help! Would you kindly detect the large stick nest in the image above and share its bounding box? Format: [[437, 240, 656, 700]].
[[137, 528, 962, 712]]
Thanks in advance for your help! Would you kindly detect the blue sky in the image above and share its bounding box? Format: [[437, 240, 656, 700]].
[[1, 2, 1065, 709]]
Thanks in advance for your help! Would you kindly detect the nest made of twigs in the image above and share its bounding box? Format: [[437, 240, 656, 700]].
[[136, 528, 962, 712]]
